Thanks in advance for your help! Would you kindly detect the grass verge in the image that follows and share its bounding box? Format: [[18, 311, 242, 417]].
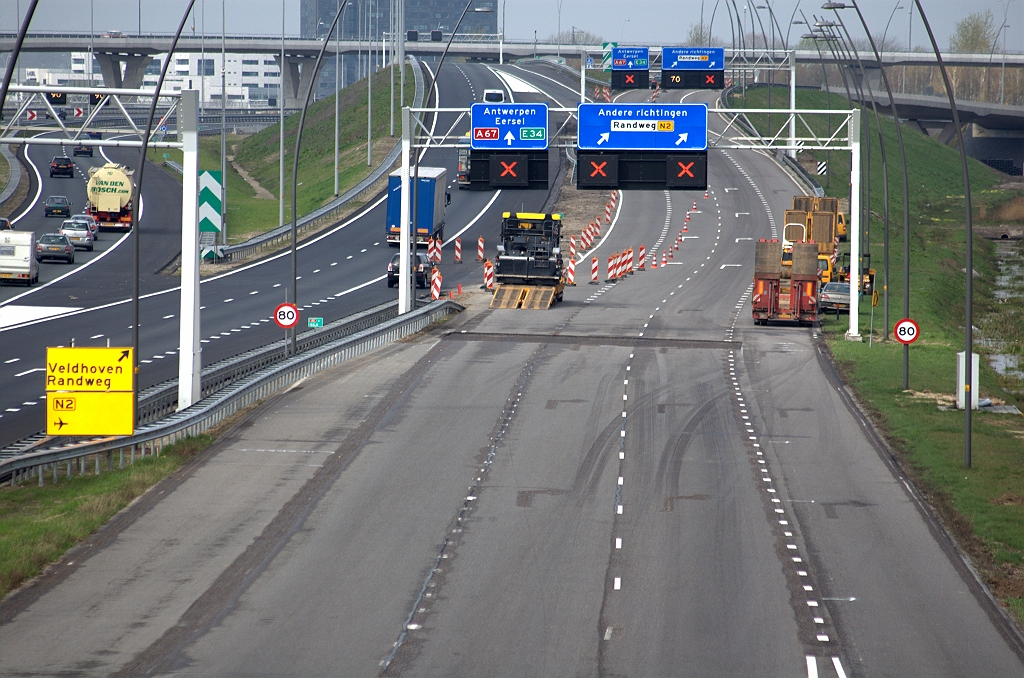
[[0, 435, 214, 600], [733, 86, 1024, 624], [149, 65, 414, 245]]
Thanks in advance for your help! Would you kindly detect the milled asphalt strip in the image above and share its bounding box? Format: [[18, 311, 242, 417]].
[[112, 338, 448, 678]]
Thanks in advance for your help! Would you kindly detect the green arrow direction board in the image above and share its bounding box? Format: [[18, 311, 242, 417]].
[[199, 170, 222, 233]]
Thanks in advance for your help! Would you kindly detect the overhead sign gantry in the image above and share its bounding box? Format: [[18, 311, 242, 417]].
[[661, 47, 726, 90], [610, 46, 650, 89]]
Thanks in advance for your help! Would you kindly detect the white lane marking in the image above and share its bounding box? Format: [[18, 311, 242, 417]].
[[736, 237, 753, 242], [506, 63, 592, 103], [223, 298, 233, 303], [10, 134, 45, 224], [443, 190, 502, 246], [735, 212, 750, 217], [603, 627, 613, 640], [613, 577, 621, 590], [615, 538, 622, 549], [15, 367, 44, 377], [806, 656, 819, 678], [720, 264, 743, 269], [487, 67, 540, 95], [4, 358, 20, 363], [832, 657, 848, 678], [250, 290, 259, 295], [163, 314, 174, 319]]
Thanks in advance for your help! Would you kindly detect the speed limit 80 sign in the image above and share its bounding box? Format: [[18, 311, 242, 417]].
[[893, 318, 920, 345], [274, 303, 300, 329]]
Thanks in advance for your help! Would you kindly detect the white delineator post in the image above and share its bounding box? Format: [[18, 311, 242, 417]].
[[581, 48, 586, 102], [399, 106, 413, 314], [177, 89, 201, 409], [847, 108, 862, 341]]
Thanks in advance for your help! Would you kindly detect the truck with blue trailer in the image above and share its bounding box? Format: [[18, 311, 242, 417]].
[[386, 167, 450, 246]]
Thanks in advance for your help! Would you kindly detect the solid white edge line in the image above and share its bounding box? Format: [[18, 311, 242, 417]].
[[805, 656, 819, 678], [443, 190, 501, 247], [10, 134, 44, 224], [0, 231, 131, 307], [0, 192, 390, 332], [576, 190, 623, 264], [485, 68, 517, 103], [831, 657, 848, 678]]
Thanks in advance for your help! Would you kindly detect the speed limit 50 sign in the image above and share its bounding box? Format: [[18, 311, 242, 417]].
[[274, 303, 299, 329], [893, 318, 920, 345]]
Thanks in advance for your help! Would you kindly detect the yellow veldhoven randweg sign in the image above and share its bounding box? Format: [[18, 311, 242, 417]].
[[45, 346, 135, 436], [46, 391, 135, 436], [46, 347, 134, 391]]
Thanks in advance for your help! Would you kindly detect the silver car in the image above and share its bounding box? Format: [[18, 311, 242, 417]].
[[59, 219, 94, 251], [818, 282, 851, 316], [69, 213, 99, 241]]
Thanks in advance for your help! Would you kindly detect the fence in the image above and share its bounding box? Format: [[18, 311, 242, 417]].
[[1, 299, 462, 486]]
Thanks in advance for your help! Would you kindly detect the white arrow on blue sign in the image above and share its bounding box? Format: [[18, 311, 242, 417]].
[[662, 47, 725, 71], [577, 103, 709, 151], [611, 46, 650, 71], [470, 102, 549, 150]]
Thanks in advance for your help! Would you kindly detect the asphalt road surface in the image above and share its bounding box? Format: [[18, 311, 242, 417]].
[[1, 81, 1022, 676], [0, 60, 580, 448]]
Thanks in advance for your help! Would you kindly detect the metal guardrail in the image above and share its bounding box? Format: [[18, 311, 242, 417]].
[[0, 301, 400, 461], [220, 55, 426, 263], [1, 299, 462, 485]]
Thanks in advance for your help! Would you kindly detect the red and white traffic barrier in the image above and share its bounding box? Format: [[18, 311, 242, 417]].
[[566, 258, 576, 285], [605, 202, 612, 223], [483, 259, 494, 290], [626, 247, 634, 274], [615, 251, 624, 278], [582, 228, 592, 250], [590, 256, 599, 284], [454, 237, 462, 263], [607, 254, 616, 282], [431, 267, 442, 300], [594, 220, 601, 237], [477, 236, 485, 261], [434, 238, 442, 264], [638, 244, 646, 270], [569, 235, 577, 261]]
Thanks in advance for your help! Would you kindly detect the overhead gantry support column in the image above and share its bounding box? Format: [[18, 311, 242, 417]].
[[846, 108, 862, 341], [276, 54, 325, 109], [178, 90, 202, 410]]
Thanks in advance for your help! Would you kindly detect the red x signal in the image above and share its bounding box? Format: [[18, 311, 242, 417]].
[[590, 161, 608, 177], [500, 161, 518, 177], [625, 74, 635, 84], [705, 74, 716, 85], [677, 161, 695, 178]]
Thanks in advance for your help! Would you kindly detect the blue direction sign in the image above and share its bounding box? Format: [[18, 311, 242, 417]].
[[470, 102, 549, 150], [577, 103, 708, 151], [662, 47, 725, 70], [611, 46, 649, 71]]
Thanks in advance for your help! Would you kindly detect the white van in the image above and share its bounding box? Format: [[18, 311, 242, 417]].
[[482, 89, 505, 103], [0, 231, 39, 285]]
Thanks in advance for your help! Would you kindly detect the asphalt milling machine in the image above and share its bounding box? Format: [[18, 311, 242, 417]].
[[490, 212, 566, 310]]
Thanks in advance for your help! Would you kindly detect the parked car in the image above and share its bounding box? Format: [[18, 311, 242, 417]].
[[69, 213, 99, 240], [387, 252, 432, 288], [59, 219, 94, 251], [36, 233, 75, 263], [50, 156, 74, 178], [44, 195, 71, 217], [818, 282, 851, 316]]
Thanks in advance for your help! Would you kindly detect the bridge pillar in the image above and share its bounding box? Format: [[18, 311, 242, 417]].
[[276, 54, 325, 109], [93, 53, 153, 90]]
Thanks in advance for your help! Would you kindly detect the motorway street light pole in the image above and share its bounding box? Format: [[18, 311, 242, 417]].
[[220, 0, 227, 247], [826, 3, 892, 339], [280, 0, 285, 228], [335, 0, 340, 194], [290, 0, 351, 356], [911, 0, 975, 467], [849, 0, 913, 387], [398, 1, 493, 315]]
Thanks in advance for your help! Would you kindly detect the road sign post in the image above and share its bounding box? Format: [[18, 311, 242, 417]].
[[661, 47, 725, 90], [274, 303, 300, 330], [893, 318, 920, 345], [577, 103, 709, 151], [46, 347, 135, 436], [178, 90, 201, 412]]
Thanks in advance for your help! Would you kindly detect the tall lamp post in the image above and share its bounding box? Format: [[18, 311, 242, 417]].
[[397, 1, 493, 315]]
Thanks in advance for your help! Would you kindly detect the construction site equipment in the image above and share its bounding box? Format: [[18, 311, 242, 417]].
[[752, 240, 819, 325], [490, 212, 565, 309]]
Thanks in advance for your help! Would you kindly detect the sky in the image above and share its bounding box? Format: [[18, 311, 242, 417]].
[[4, 0, 1022, 53]]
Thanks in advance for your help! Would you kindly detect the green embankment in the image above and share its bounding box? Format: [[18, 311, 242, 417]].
[[733, 86, 1024, 621], [150, 65, 413, 244], [0, 436, 213, 600]]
